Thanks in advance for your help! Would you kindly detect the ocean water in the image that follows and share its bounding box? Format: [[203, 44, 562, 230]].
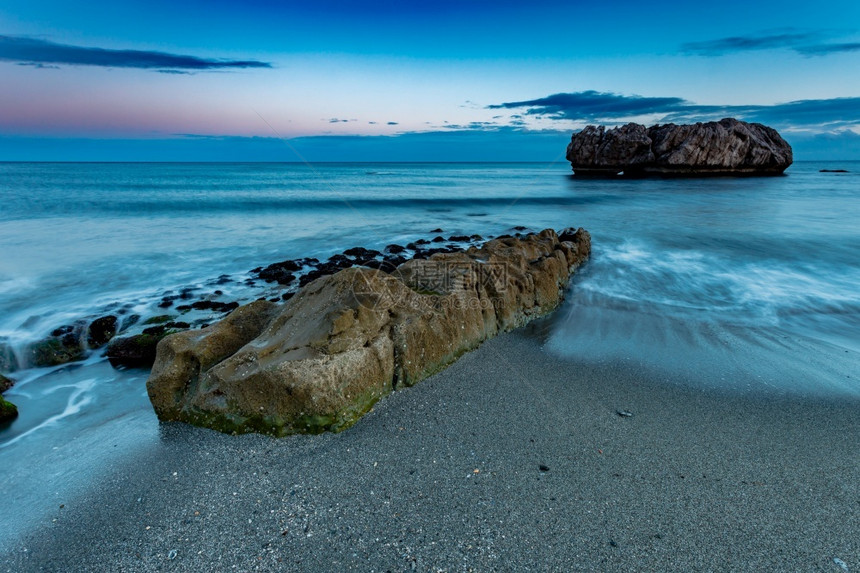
[[1, 161, 858, 543]]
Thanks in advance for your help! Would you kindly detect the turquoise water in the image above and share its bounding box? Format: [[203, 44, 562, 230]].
[[1, 161, 858, 544]]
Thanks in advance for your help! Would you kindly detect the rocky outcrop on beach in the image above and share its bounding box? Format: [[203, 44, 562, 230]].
[[566, 118, 793, 176], [147, 228, 591, 436]]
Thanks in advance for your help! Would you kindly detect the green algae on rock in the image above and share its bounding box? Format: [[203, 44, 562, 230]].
[[146, 228, 591, 436], [0, 396, 18, 425]]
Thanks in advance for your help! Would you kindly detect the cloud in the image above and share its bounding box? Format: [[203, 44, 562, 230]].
[[327, 118, 356, 123], [0, 35, 271, 71], [681, 31, 860, 57], [17, 61, 60, 70], [489, 91, 689, 121], [681, 32, 818, 56], [489, 91, 860, 132], [386, 121, 399, 125], [795, 42, 860, 56]]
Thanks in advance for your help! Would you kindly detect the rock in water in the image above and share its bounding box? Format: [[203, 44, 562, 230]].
[[0, 397, 17, 425], [147, 229, 591, 436], [0, 374, 17, 426], [565, 123, 655, 176], [26, 325, 88, 368], [87, 315, 118, 348], [566, 118, 793, 176], [0, 373, 13, 394]]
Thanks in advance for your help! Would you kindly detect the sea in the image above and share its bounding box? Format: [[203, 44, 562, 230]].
[[1, 161, 858, 545]]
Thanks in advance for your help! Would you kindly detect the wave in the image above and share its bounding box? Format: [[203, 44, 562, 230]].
[[2, 193, 619, 220], [0, 377, 97, 448]]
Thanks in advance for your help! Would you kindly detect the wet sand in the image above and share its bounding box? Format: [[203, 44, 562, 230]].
[[2, 326, 858, 572]]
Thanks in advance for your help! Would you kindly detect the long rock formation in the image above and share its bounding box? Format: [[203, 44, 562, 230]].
[[566, 118, 793, 176], [146, 228, 591, 436]]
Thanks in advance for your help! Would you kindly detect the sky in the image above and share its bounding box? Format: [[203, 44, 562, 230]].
[[1, 0, 860, 161]]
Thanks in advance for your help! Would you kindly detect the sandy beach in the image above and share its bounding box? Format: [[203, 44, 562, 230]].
[[2, 319, 857, 572]]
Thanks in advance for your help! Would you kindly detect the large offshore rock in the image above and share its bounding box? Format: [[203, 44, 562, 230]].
[[566, 118, 793, 176], [565, 123, 655, 176], [147, 228, 591, 436]]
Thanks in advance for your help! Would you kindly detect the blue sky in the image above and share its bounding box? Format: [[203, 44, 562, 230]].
[[1, 0, 860, 160]]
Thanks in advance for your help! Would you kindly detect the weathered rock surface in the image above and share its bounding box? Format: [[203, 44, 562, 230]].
[[147, 228, 591, 436], [566, 118, 793, 176]]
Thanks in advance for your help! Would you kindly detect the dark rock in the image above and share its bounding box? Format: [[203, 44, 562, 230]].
[[106, 333, 166, 368], [383, 255, 408, 268], [27, 324, 88, 367], [257, 259, 302, 284], [175, 305, 192, 312], [282, 292, 295, 301], [87, 315, 118, 348], [431, 236, 446, 243], [0, 396, 17, 425], [328, 254, 353, 267], [539, 465, 550, 472], [429, 228, 444, 233], [448, 235, 471, 242], [0, 373, 13, 393], [414, 239, 430, 246], [343, 247, 382, 259], [142, 325, 169, 336], [258, 268, 296, 285], [144, 315, 174, 325], [51, 325, 74, 337], [178, 288, 196, 300], [513, 226, 529, 232], [385, 244, 406, 254], [189, 300, 240, 313], [142, 320, 190, 337], [470, 234, 483, 241], [157, 300, 174, 308], [558, 227, 582, 243], [567, 118, 793, 176], [215, 274, 232, 284], [299, 269, 328, 287]]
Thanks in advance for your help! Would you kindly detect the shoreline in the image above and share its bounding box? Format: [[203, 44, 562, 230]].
[[3, 325, 858, 571]]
